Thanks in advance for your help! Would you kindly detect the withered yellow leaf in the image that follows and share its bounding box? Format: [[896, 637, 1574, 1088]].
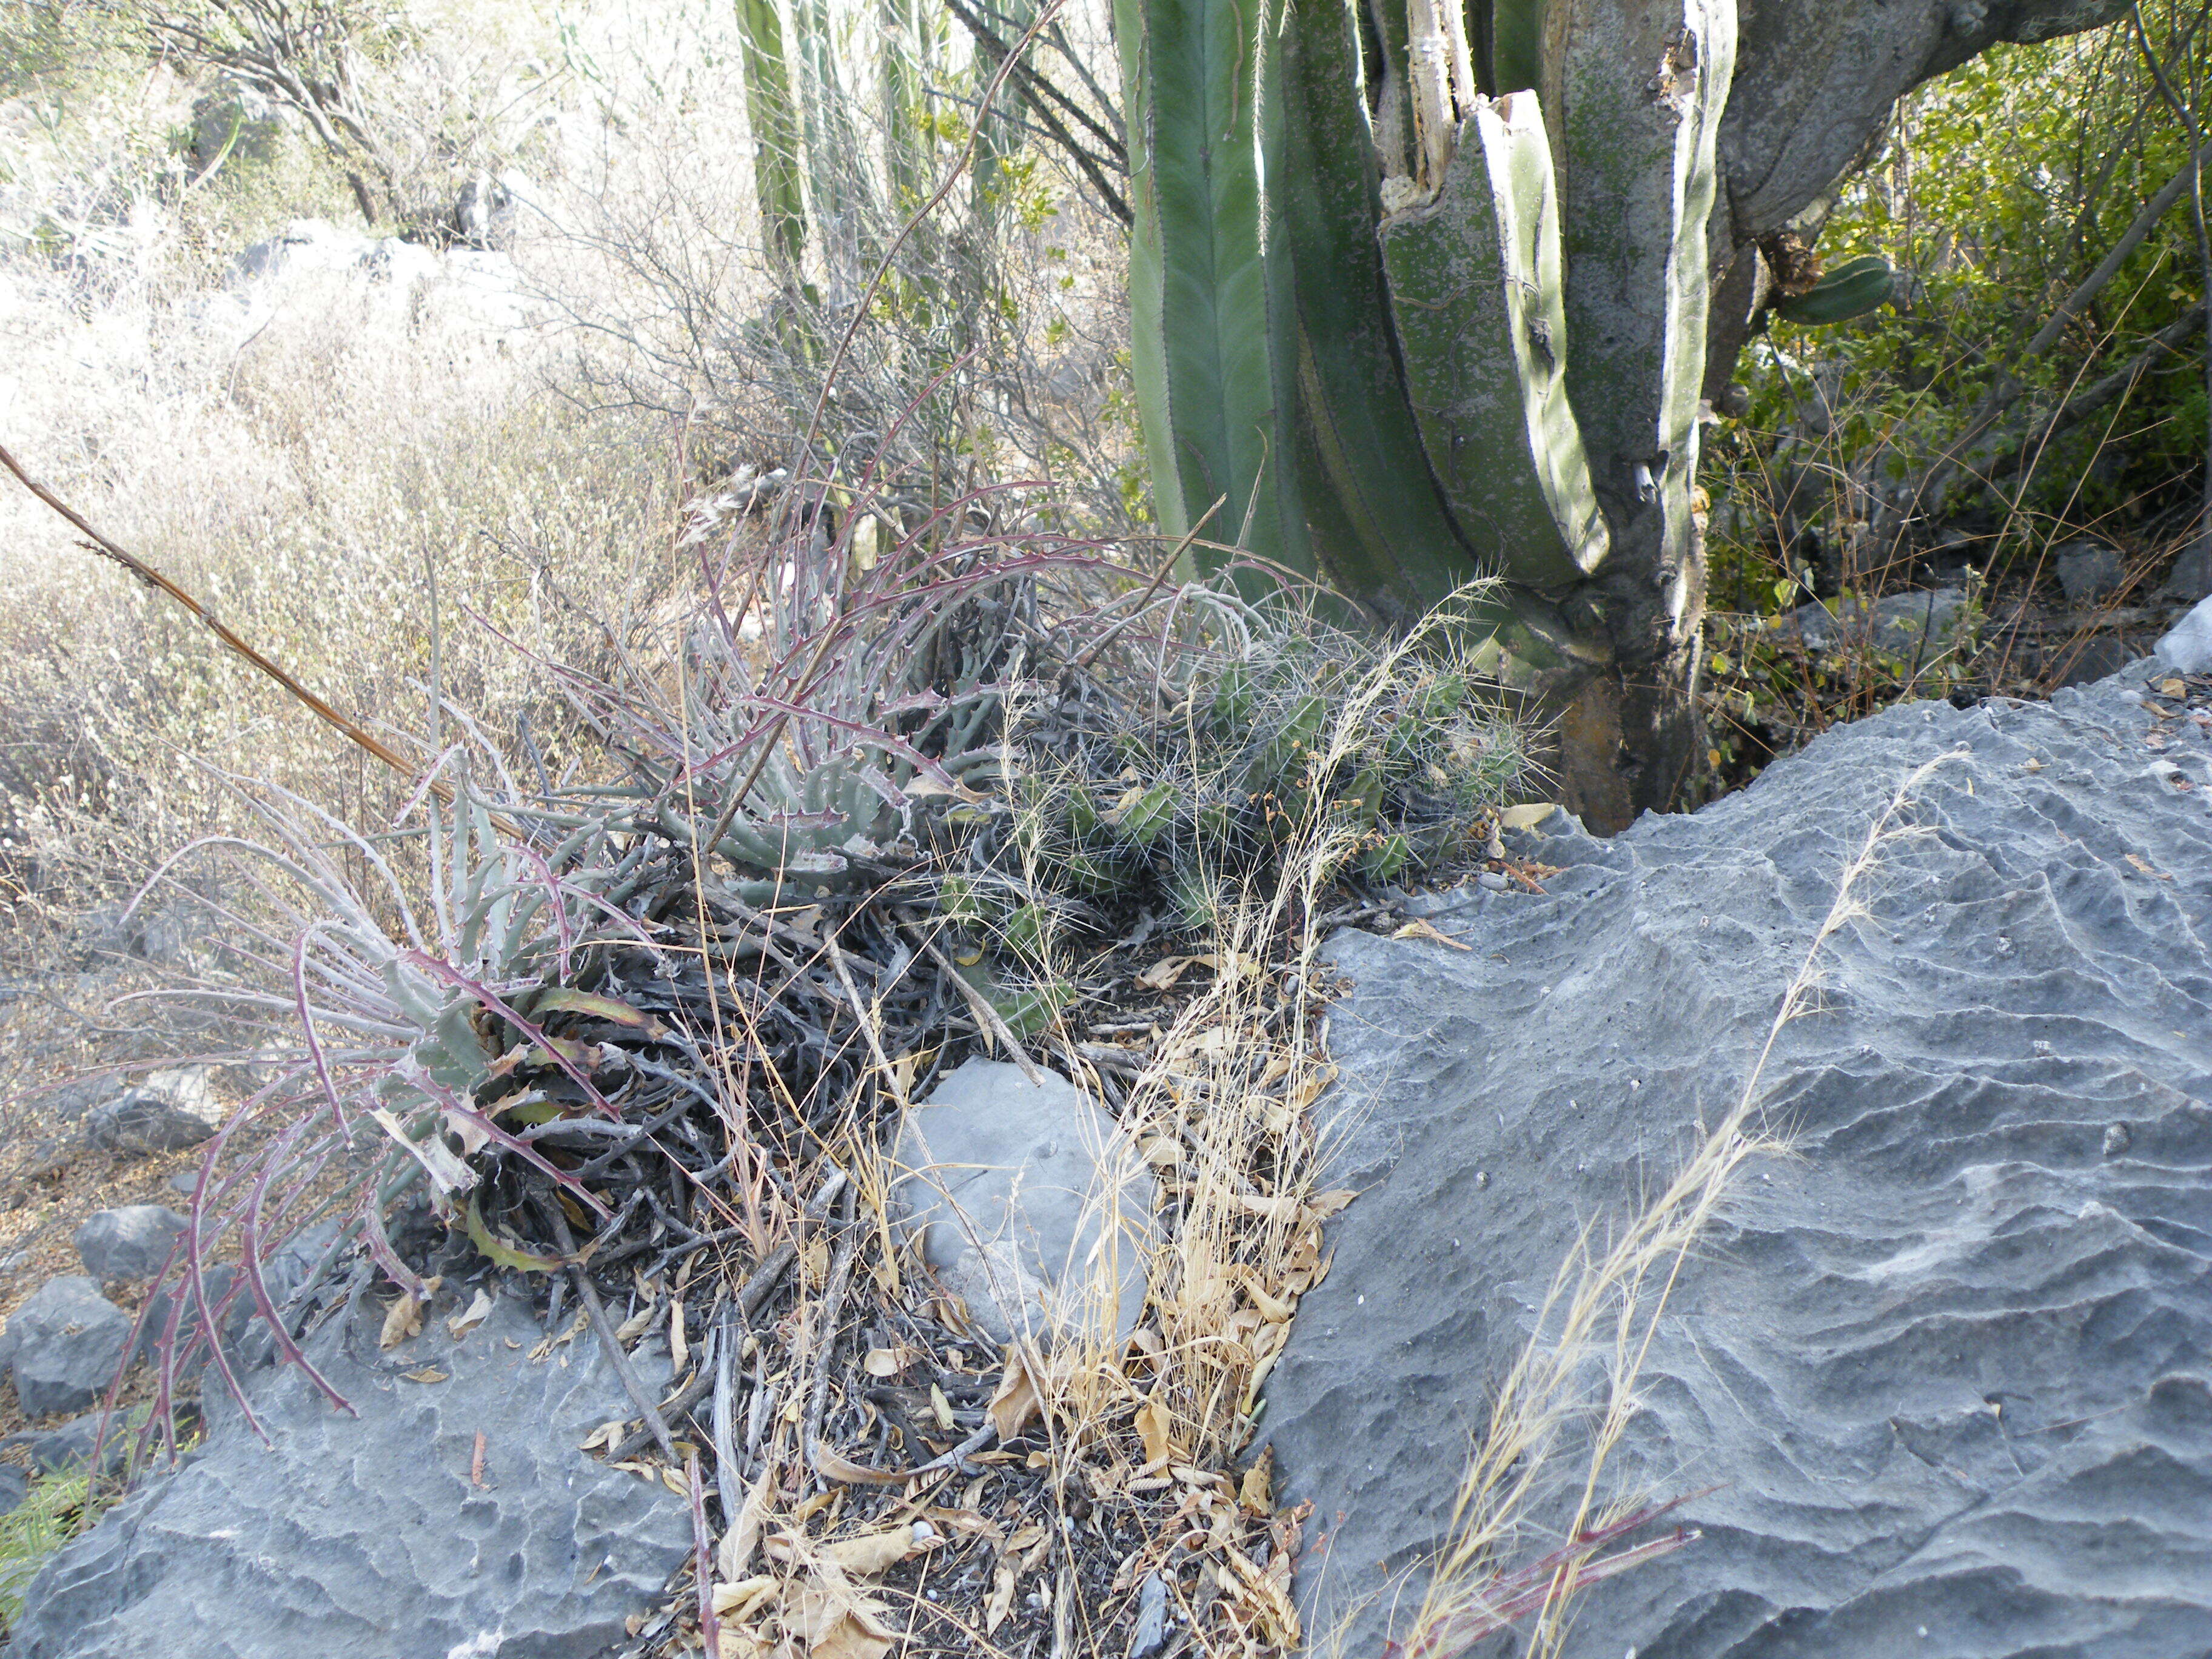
[[984, 1563, 1017, 1636], [380, 1293, 424, 1350], [1134, 1396, 1174, 1467], [987, 1351, 1042, 1443], [445, 1287, 495, 1340], [1390, 918, 1472, 951]]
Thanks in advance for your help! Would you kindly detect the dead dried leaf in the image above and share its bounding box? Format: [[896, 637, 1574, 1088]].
[[401, 1366, 449, 1384], [812, 1444, 911, 1486], [1239, 1447, 1273, 1512], [1246, 1281, 1293, 1323], [1391, 917, 1472, 951], [445, 1288, 494, 1340], [862, 1346, 910, 1379], [928, 1382, 956, 1432], [819, 1528, 925, 1576], [613, 1302, 658, 1344], [380, 1292, 424, 1351], [2126, 853, 2172, 880], [1138, 955, 1203, 990], [718, 1458, 777, 1581], [1497, 802, 1558, 831], [1307, 1188, 1356, 1219], [984, 1563, 1017, 1636], [711, 1575, 778, 1621], [988, 1350, 1042, 1443], [578, 1421, 624, 1453], [669, 1298, 688, 1374], [1134, 1396, 1175, 1466]]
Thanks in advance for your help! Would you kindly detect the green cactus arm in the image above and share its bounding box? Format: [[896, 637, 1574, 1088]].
[[1276, 0, 1487, 618], [1553, 0, 1737, 577], [1488, 0, 1546, 96], [737, 0, 807, 266], [1114, 0, 1310, 591], [1772, 255, 1892, 324], [1378, 92, 1609, 592]]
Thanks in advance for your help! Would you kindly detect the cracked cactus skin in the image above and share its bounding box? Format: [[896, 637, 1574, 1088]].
[[1379, 93, 1610, 593], [1554, 0, 1737, 602]]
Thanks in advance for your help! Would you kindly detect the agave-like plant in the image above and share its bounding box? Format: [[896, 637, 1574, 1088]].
[[514, 454, 1121, 905], [118, 750, 652, 1447]]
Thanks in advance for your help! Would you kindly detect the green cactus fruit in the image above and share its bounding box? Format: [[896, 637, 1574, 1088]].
[[1773, 256, 1894, 325]]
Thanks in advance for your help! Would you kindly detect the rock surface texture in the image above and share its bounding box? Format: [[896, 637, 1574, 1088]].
[[83, 1090, 215, 1157], [10, 1289, 691, 1658], [74, 1206, 187, 1283], [890, 1059, 1156, 1346], [1, 1278, 133, 1419], [1265, 669, 2212, 1657]]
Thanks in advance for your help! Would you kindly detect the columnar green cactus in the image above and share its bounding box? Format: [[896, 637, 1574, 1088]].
[[1114, 0, 1741, 822]]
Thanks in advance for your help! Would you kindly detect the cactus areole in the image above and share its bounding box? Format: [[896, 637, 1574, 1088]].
[[1111, 0, 2126, 830]]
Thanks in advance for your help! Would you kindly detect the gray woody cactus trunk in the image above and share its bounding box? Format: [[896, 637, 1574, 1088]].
[[1111, 0, 2128, 831]]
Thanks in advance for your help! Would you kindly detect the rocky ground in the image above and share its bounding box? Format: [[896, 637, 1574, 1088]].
[[1267, 659, 2212, 1657]]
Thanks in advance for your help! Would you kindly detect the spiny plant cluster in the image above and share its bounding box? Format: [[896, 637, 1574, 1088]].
[[935, 591, 1530, 1011]]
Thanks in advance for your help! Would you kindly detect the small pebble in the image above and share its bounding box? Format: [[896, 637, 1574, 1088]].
[[2102, 1122, 2132, 1157], [1478, 871, 1509, 891]]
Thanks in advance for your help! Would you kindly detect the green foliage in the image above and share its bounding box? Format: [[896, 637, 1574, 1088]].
[[0, 1470, 113, 1629], [1711, 5, 2211, 578]]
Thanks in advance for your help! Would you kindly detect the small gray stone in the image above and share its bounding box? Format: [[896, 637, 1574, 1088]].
[[2055, 540, 2127, 607], [9, 1292, 691, 1658], [890, 1059, 1156, 1348], [21, 1412, 128, 1476], [7, 1278, 133, 1419], [2156, 592, 2212, 674], [1778, 587, 1966, 657], [75, 1207, 189, 1282], [85, 1091, 215, 1157], [2159, 540, 2212, 603]]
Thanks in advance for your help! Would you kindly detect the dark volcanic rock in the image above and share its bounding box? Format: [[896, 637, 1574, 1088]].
[[10, 1289, 691, 1658], [1266, 669, 2212, 1657]]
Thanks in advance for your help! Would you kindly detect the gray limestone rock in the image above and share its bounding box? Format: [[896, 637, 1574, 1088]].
[[0, 1464, 27, 1517], [5, 1278, 133, 1420], [2055, 539, 2127, 607], [75, 1207, 187, 1283], [9, 1289, 692, 1658], [84, 1091, 215, 1158], [1265, 667, 2212, 1658], [1779, 586, 1966, 657], [890, 1059, 1156, 1347], [15, 1411, 129, 1476]]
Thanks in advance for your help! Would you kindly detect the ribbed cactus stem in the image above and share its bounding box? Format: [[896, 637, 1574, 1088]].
[[1379, 92, 1610, 591], [1554, 0, 1737, 589]]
